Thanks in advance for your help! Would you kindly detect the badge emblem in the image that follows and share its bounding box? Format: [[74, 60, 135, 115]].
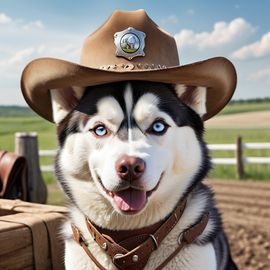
[[114, 27, 146, 60]]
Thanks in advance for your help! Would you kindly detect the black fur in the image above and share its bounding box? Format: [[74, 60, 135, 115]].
[[57, 81, 204, 145]]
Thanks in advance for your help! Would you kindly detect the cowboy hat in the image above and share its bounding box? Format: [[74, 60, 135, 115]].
[[21, 9, 237, 122]]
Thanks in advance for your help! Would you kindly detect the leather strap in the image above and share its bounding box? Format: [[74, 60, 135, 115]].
[[72, 210, 209, 270], [72, 225, 108, 270], [154, 213, 209, 270], [84, 198, 187, 270]]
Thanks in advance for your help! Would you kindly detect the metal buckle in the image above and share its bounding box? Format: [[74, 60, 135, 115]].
[[177, 232, 184, 245], [113, 253, 124, 264], [149, 234, 159, 249]]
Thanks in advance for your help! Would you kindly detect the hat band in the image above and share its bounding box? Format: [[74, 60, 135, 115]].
[[97, 63, 168, 71]]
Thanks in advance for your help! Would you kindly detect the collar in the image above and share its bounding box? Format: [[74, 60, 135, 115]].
[[72, 196, 209, 270]]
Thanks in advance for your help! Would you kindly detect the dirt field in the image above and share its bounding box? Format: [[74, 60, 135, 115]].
[[208, 180, 270, 270], [47, 180, 270, 269], [205, 111, 270, 128]]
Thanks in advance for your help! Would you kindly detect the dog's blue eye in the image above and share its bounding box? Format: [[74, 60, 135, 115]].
[[153, 122, 165, 133], [93, 125, 108, 137], [149, 120, 169, 135]]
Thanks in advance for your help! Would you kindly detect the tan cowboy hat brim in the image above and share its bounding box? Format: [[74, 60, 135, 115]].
[[21, 56, 236, 122]]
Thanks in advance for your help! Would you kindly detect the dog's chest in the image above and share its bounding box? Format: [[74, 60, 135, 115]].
[[63, 214, 216, 270]]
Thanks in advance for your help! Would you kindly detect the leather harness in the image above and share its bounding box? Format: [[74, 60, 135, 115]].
[[72, 196, 209, 270]]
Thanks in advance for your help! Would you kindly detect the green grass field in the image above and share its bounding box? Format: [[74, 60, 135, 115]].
[[0, 102, 269, 204], [219, 100, 270, 115], [0, 116, 56, 151], [205, 128, 270, 180]]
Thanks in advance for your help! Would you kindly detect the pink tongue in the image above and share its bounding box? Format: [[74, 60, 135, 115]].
[[113, 189, 147, 212]]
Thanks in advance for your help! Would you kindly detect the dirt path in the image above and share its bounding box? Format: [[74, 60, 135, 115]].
[[47, 179, 270, 269], [205, 111, 270, 128], [207, 180, 270, 270]]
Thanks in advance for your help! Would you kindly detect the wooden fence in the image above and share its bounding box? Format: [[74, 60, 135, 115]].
[[209, 136, 270, 178], [15, 133, 270, 182], [38, 136, 270, 179]]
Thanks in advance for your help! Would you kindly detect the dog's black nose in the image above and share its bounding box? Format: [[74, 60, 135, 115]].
[[115, 155, 145, 181]]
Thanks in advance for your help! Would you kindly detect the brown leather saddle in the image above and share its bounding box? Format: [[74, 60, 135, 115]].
[[0, 150, 28, 201]]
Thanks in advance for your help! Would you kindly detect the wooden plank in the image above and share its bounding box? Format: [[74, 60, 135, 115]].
[[208, 144, 236, 150], [244, 142, 270, 149], [0, 245, 33, 270], [40, 165, 54, 172], [212, 158, 236, 165], [39, 150, 57, 156], [0, 225, 32, 256], [0, 209, 17, 217], [0, 220, 25, 233], [244, 157, 270, 164], [0, 199, 68, 214], [0, 199, 67, 270]]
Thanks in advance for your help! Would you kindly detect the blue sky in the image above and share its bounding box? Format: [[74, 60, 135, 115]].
[[1, 0, 270, 105]]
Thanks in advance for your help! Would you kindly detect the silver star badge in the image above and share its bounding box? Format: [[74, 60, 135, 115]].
[[114, 27, 146, 60]]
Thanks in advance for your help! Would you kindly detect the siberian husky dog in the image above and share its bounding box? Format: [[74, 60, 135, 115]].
[[52, 81, 237, 270]]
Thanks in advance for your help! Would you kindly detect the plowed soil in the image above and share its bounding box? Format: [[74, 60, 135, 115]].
[[205, 111, 270, 128], [208, 180, 270, 270]]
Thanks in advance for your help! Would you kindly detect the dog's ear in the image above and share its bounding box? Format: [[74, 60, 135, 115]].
[[174, 84, 207, 117], [50, 87, 85, 124]]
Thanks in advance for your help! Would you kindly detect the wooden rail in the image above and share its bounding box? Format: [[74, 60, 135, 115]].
[[38, 136, 270, 179], [13, 133, 268, 202], [210, 139, 270, 179]]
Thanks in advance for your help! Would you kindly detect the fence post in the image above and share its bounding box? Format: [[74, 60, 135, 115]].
[[236, 136, 244, 179], [15, 132, 47, 203]]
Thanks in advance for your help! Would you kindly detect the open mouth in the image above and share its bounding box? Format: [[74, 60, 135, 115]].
[[97, 174, 163, 213], [112, 188, 148, 212]]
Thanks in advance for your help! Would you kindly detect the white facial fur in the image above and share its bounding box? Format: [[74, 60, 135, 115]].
[[88, 88, 174, 197], [57, 83, 206, 228]]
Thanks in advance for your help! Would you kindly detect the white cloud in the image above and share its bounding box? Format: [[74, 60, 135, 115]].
[[232, 31, 270, 60], [248, 68, 270, 82], [23, 20, 44, 30], [0, 13, 12, 24], [0, 13, 44, 32], [174, 17, 255, 50], [0, 13, 82, 67], [162, 15, 179, 24], [0, 43, 81, 68], [0, 12, 86, 105], [0, 47, 35, 66]]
